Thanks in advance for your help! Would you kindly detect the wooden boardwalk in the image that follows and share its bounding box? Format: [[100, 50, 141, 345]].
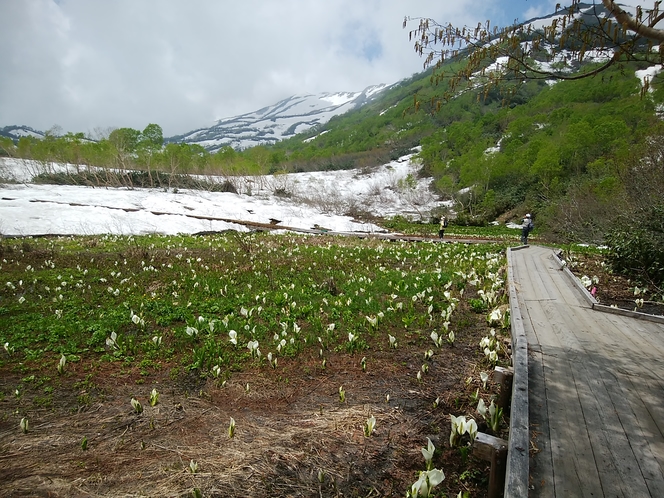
[[510, 245, 664, 497]]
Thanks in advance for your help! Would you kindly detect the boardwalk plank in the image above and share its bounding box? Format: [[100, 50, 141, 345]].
[[549, 302, 648, 495], [509, 245, 664, 497], [544, 354, 602, 497], [608, 375, 664, 496], [527, 348, 554, 498], [558, 300, 664, 495]]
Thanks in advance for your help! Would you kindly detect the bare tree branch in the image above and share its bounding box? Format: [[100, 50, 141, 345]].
[[602, 0, 664, 42]]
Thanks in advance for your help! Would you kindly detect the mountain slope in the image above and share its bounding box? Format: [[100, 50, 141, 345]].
[[166, 85, 390, 152], [0, 125, 45, 141]]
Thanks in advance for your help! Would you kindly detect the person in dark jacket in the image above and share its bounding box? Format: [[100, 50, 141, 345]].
[[521, 213, 533, 245]]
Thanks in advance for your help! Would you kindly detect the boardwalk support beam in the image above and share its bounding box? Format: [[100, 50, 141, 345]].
[[473, 432, 508, 498]]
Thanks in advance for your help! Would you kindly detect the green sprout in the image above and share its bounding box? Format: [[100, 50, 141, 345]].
[[149, 388, 159, 407], [364, 415, 376, 437], [228, 417, 236, 438], [131, 397, 143, 414]]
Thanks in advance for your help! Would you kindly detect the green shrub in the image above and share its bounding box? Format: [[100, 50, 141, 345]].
[[605, 205, 664, 287], [453, 213, 488, 227]]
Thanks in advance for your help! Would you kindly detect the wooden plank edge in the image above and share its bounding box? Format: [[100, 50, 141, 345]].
[[592, 303, 664, 324], [549, 251, 597, 307], [505, 248, 530, 498]]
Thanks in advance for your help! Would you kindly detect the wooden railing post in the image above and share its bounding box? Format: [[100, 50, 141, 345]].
[[494, 366, 514, 413], [473, 432, 508, 498]]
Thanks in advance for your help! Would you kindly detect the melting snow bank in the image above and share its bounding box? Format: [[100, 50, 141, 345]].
[[0, 151, 446, 237], [0, 183, 386, 237]]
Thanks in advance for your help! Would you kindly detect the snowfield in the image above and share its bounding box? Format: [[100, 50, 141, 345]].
[[0, 150, 446, 237]]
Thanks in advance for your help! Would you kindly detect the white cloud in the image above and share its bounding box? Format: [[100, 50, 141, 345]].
[[0, 0, 592, 137]]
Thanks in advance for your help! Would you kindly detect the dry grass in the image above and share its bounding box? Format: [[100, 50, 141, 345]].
[[0, 331, 498, 497]]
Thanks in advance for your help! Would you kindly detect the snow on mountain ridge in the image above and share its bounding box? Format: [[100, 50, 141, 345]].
[[0, 125, 45, 141], [167, 84, 390, 152]]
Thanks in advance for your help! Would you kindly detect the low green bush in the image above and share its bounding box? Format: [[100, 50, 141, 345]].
[[605, 204, 664, 288]]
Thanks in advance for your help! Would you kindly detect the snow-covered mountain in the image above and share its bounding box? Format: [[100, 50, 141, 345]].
[[0, 125, 45, 141], [166, 84, 390, 152]]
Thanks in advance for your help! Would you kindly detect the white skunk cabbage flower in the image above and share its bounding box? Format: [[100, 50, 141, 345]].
[[466, 418, 478, 443], [106, 331, 118, 349], [477, 398, 487, 418], [487, 308, 502, 326], [449, 414, 466, 446], [480, 372, 489, 389], [409, 469, 445, 497], [57, 354, 66, 375], [421, 437, 435, 469]]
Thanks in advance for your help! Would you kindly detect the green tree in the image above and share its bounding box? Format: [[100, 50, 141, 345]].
[[109, 127, 140, 170], [137, 124, 163, 186], [0, 137, 16, 157], [141, 123, 163, 149]]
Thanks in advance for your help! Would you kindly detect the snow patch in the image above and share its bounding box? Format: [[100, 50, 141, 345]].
[[0, 150, 444, 237], [636, 65, 663, 91]]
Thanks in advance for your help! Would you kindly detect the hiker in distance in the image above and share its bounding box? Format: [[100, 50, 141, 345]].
[[521, 213, 534, 245], [439, 215, 448, 239]]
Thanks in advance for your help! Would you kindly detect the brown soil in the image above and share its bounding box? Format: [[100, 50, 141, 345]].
[[567, 253, 664, 316], [0, 302, 506, 497]]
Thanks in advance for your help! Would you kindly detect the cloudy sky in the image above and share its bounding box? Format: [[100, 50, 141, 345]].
[[0, 0, 643, 137]]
